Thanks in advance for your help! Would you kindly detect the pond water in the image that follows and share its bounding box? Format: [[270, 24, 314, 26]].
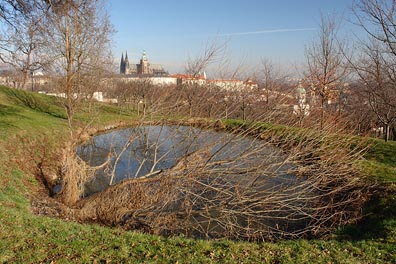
[[75, 125, 320, 239], [77, 125, 296, 196]]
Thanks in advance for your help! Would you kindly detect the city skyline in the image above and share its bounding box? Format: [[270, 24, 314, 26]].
[[109, 0, 358, 77]]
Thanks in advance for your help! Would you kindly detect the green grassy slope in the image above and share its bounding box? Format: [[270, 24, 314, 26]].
[[0, 86, 66, 139], [0, 86, 395, 263], [359, 139, 396, 183]]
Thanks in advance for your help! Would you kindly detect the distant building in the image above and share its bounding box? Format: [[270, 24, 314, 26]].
[[207, 79, 243, 90], [120, 50, 168, 76], [170, 73, 206, 86], [207, 78, 258, 91], [293, 81, 310, 116], [244, 79, 259, 89], [114, 76, 177, 86]]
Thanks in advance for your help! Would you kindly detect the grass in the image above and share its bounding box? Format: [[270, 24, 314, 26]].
[[1, 204, 395, 263], [0, 86, 395, 263], [359, 139, 396, 183], [0, 102, 64, 140]]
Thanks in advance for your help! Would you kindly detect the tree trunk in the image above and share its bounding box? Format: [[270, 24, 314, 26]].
[[242, 101, 246, 121], [321, 95, 325, 129], [384, 123, 390, 142]]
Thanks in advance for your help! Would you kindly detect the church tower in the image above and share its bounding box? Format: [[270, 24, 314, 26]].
[[124, 51, 130, 74], [139, 50, 150, 75], [120, 51, 131, 74], [120, 52, 125, 74]]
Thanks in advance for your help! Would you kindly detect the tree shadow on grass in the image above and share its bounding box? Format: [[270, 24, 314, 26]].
[[0, 104, 21, 116], [0, 120, 18, 129], [336, 187, 396, 241], [2, 87, 66, 119]]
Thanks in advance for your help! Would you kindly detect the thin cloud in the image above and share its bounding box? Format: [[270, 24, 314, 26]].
[[218, 28, 316, 37]]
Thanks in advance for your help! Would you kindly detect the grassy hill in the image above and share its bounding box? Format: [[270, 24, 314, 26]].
[[0, 85, 395, 263]]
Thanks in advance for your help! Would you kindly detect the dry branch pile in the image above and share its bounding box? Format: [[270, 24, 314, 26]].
[[57, 122, 371, 241]]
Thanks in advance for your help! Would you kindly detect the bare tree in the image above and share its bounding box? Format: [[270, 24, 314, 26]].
[[174, 40, 228, 118], [258, 59, 288, 106], [185, 40, 226, 77], [348, 39, 396, 141], [43, 0, 114, 129], [345, 82, 376, 135], [0, 0, 49, 89], [0, 0, 34, 24], [353, 0, 396, 58], [131, 78, 155, 117], [350, 0, 396, 140], [305, 14, 347, 128]]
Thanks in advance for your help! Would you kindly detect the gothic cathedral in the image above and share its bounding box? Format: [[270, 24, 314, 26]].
[[120, 50, 167, 76]]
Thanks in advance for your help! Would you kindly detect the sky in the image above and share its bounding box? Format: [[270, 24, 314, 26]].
[[108, 0, 357, 77]]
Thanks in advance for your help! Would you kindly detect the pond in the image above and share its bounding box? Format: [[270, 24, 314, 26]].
[[77, 125, 297, 197], [73, 125, 360, 240]]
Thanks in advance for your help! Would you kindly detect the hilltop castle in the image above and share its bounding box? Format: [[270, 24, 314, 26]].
[[120, 50, 167, 76]]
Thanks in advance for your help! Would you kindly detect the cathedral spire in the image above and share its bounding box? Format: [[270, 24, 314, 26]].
[[123, 51, 130, 74], [125, 51, 129, 62], [120, 52, 125, 74]]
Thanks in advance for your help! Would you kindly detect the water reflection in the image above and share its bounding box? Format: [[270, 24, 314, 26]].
[[77, 125, 294, 196]]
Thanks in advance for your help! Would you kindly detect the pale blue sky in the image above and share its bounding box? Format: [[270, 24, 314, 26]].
[[109, 0, 357, 76]]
